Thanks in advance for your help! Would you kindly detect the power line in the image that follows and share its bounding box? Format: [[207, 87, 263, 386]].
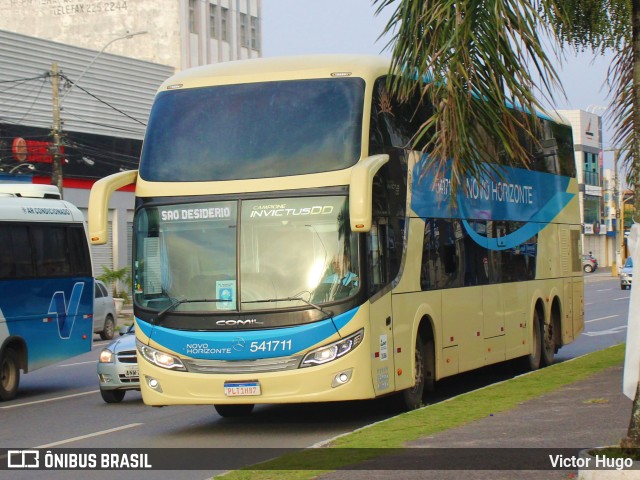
[[0, 73, 49, 85], [60, 74, 147, 126]]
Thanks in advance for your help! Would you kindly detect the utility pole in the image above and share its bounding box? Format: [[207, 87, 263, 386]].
[[614, 148, 621, 275], [51, 62, 63, 198]]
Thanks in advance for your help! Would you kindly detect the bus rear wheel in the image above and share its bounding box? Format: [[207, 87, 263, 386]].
[[541, 319, 556, 367], [0, 348, 20, 401], [394, 337, 426, 411], [520, 310, 543, 372], [214, 404, 255, 417]]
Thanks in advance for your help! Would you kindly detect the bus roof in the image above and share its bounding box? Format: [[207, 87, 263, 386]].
[[0, 183, 61, 199], [157, 55, 572, 127], [0, 195, 85, 223], [158, 54, 392, 92]]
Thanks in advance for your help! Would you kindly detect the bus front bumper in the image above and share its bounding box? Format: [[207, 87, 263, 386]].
[[138, 344, 375, 406]]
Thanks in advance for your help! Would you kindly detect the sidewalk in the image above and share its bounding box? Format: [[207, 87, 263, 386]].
[[318, 365, 634, 479]]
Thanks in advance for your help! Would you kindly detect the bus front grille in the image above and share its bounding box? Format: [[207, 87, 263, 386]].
[[183, 355, 302, 374]]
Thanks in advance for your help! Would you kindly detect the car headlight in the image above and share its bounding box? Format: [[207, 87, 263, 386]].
[[99, 349, 114, 363], [300, 329, 364, 367], [136, 340, 186, 371]]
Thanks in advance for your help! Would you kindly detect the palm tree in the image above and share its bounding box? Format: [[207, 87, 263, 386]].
[[374, 0, 640, 449]]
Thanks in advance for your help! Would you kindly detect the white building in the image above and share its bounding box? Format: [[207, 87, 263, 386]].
[[557, 109, 612, 265], [0, 0, 262, 71], [0, 2, 263, 282]]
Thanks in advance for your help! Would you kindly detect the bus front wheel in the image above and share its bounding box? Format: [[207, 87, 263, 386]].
[[394, 337, 426, 411], [214, 404, 255, 417], [0, 348, 20, 401]]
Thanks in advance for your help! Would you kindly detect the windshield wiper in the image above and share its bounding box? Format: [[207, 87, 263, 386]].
[[242, 294, 333, 318], [154, 298, 226, 325]]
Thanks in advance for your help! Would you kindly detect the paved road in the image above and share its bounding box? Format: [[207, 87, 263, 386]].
[[0, 272, 629, 480]]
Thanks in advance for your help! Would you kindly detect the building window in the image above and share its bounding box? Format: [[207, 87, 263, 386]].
[[240, 13, 249, 47], [209, 4, 217, 38], [189, 0, 197, 34], [583, 151, 600, 186], [221, 7, 229, 42], [250, 16, 259, 50], [583, 195, 601, 225]]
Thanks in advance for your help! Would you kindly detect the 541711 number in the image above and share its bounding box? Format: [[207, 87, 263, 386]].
[[249, 339, 292, 353]]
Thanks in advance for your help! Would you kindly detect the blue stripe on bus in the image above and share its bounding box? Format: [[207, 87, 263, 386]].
[[137, 306, 359, 361], [460, 191, 575, 251], [0, 278, 93, 371], [411, 160, 574, 250]]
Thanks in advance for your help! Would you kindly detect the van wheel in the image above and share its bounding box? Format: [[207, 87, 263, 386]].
[[100, 389, 125, 403], [0, 348, 20, 401], [393, 337, 425, 411], [214, 404, 255, 417], [100, 315, 115, 340]]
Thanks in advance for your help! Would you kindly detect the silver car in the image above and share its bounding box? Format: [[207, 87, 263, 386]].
[[94, 279, 117, 340], [620, 257, 633, 290], [97, 324, 139, 403]]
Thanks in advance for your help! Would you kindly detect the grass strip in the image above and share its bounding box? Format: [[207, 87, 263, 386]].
[[216, 343, 625, 480]]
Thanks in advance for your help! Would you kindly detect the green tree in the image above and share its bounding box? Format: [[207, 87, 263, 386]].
[[98, 265, 130, 300], [375, 0, 640, 449]]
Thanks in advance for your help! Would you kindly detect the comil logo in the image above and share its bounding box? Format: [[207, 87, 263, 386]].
[[7, 450, 39, 468]]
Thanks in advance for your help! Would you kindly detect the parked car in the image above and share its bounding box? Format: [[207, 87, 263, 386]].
[[582, 254, 598, 273], [94, 279, 117, 340], [97, 324, 139, 403], [620, 256, 633, 290]]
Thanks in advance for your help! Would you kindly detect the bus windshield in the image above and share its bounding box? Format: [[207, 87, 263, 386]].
[[139, 78, 365, 182], [133, 196, 359, 313]]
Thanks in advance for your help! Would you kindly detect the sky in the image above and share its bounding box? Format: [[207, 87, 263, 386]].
[[261, 0, 618, 167]]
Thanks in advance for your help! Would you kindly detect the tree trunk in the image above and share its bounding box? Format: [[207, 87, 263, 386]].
[[624, 382, 640, 448]]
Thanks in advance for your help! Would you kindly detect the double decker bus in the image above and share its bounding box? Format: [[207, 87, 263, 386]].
[[89, 55, 583, 416], [0, 184, 93, 400]]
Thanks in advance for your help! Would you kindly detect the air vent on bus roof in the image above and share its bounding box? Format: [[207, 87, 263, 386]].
[[0, 184, 61, 199]]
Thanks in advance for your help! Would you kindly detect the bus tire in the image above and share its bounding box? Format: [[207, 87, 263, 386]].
[[394, 337, 425, 411], [100, 388, 126, 403], [516, 309, 543, 372], [541, 319, 556, 367], [214, 404, 255, 417], [0, 348, 20, 401], [100, 315, 115, 340]]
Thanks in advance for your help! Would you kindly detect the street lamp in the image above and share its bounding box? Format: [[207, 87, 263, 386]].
[[9, 163, 35, 174], [52, 30, 148, 196], [60, 31, 148, 103]]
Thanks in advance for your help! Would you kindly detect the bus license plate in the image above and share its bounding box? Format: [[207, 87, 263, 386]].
[[224, 381, 261, 397], [125, 367, 139, 378]]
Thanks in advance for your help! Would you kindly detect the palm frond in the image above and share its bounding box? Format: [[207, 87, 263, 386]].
[[374, 0, 566, 194]]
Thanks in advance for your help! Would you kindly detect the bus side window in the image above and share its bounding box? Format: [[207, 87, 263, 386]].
[[12, 225, 33, 278], [0, 226, 14, 278], [368, 171, 390, 296]]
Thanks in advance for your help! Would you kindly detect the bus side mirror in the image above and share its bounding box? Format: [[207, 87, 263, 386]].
[[349, 154, 389, 232], [88, 170, 138, 245]]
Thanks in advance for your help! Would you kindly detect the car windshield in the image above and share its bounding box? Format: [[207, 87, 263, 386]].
[[133, 196, 359, 313], [625, 257, 633, 268]]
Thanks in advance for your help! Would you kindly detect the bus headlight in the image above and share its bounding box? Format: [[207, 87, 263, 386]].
[[136, 340, 186, 371], [300, 329, 364, 367]]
